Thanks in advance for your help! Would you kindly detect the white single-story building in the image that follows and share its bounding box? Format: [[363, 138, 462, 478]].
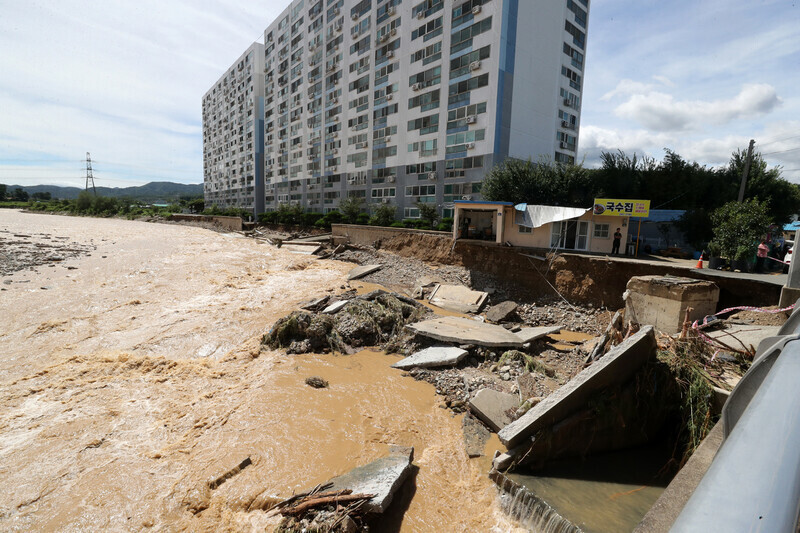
[[452, 201, 632, 254]]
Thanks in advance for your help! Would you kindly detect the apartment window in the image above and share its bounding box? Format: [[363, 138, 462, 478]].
[[351, 17, 371, 38], [594, 223, 610, 239], [561, 66, 582, 91], [555, 152, 575, 165], [412, 0, 444, 19], [565, 20, 585, 50], [451, 17, 492, 54], [449, 45, 490, 78], [445, 129, 485, 153], [406, 185, 436, 198], [375, 39, 400, 63], [409, 66, 441, 89], [372, 145, 397, 162], [452, 0, 488, 28], [446, 102, 487, 129], [376, 0, 401, 24], [563, 42, 584, 70], [371, 187, 396, 198], [406, 162, 436, 174], [376, 18, 401, 41], [373, 125, 397, 140], [347, 152, 368, 167], [349, 94, 369, 111], [350, 35, 371, 55], [404, 207, 421, 218], [561, 87, 581, 108], [411, 41, 442, 65], [349, 74, 370, 93], [408, 89, 440, 111], [567, 0, 587, 28], [408, 114, 439, 135], [408, 139, 438, 157], [374, 61, 398, 86], [448, 73, 489, 105], [443, 181, 480, 200], [350, 0, 371, 19], [518, 225, 532, 234], [412, 17, 443, 41]]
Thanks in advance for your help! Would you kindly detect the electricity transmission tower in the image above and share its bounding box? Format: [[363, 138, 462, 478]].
[[85, 152, 97, 195]]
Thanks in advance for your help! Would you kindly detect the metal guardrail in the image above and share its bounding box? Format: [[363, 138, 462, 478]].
[[670, 303, 800, 532]]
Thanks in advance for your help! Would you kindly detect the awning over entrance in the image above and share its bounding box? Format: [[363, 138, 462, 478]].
[[514, 204, 590, 229]]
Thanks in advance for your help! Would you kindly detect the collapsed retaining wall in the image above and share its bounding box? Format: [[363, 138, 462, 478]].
[[331, 224, 781, 310], [169, 214, 243, 231]]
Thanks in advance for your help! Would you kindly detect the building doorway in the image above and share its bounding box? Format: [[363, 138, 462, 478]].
[[550, 220, 589, 250]]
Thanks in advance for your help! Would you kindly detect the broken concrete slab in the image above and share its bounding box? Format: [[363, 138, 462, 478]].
[[625, 276, 719, 334], [326, 445, 414, 514], [515, 325, 563, 344], [391, 346, 468, 370], [406, 316, 534, 348], [706, 324, 781, 354], [282, 244, 323, 255], [322, 300, 349, 314], [463, 415, 491, 457], [347, 264, 382, 280], [469, 389, 519, 432], [485, 301, 518, 323], [499, 326, 657, 448], [428, 284, 488, 314], [300, 296, 330, 311]]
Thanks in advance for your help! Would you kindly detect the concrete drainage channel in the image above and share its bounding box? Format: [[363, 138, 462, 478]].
[[258, 233, 790, 531]]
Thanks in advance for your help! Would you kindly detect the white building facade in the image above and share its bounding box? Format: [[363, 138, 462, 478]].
[[202, 42, 266, 213], [204, 0, 589, 218]]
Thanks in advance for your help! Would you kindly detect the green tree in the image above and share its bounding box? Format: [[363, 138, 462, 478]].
[[0, 184, 6, 199], [725, 148, 800, 224], [187, 198, 205, 213], [31, 192, 51, 201], [75, 190, 93, 212], [369, 203, 396, 226], [12, 187, 28, 201], [338, 196, 365, 224], [482, 157, 595, 206], [416, 202, 438, 228], [710, 199, 772, 260]]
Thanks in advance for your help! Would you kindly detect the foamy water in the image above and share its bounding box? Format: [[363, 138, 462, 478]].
[[0, 210, 521, 532]]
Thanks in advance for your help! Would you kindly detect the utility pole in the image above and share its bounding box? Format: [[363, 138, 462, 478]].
[[85, 152, 97, 196], [737, 139, 755, 202]]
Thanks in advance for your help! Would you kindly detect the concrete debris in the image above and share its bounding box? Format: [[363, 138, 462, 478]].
[[322, 300, 349, 314], [300, 296, 330, 312], [305, 376, 329, 389], [407, 316, 557, 348], [625, 275, 719, 334], [485, 301, 519, 323], [516, 372, 538, 401], [499, 326, 657, 448], [428, 284, 488, 314], [282, 244, 322, 255], [462, 414, 491, 457], [515, 326, 563, 344], [391, 346, 468, 370], [469, 388, 519, 432], [326, 445, 414, 514], [347, 264, 382, 280]]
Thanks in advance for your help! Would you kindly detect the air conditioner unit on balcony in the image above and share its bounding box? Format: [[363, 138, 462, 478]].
[[332, 148, 339, 154], [387, 176, 396, 183], [470, 60, 482, 71], [386, 50, 394, 58], [333, 8, 340, 16], [380, 34, 389, 43], [391, 27, 397, 36], [382, 198, 390, 203], [351, 12, 359, 20], [386, 93, 393, 101], [416, 10, 425, 19], [467, 142, 475, 150], [356, 142, 368, 149], [472, 5, 482, 15], [330, 165, 338, 171], [384, 135, 391, 142], [387, 6, 396, 16], [559, 141, 569, 149], [461, 195, 472, 201], [466, 115, 477, 124], [335, 23, 343, 32], [348, 177, 356, 184], [563, 98, 572, 106], [428, 172, 437, 180], [411, 83, 420, 91]]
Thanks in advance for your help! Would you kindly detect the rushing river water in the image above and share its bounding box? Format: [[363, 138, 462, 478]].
[[0, 210, 521, 532]]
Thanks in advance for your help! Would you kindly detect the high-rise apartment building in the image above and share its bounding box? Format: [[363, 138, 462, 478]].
[[203, 42, 265, 213], [203, 0, 589, 218]]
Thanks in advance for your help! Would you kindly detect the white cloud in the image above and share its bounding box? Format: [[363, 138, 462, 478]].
[[613, 84, 781, 132]]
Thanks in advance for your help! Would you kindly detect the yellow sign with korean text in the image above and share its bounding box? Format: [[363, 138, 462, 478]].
[[592, 199, 650, 217]]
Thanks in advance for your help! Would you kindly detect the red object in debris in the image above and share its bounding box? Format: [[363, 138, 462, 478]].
[[695, 258, 703, 269]]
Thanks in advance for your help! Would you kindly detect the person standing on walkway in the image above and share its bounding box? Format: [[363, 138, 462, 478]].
[[612, 228, 622, 255], [756, 240, 768, 273]]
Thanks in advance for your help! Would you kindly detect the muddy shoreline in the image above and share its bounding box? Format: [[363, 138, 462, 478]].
[[0, 211, 526, 532]]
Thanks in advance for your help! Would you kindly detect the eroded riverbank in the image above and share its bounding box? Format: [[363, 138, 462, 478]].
[[0, 210, 519, 531]]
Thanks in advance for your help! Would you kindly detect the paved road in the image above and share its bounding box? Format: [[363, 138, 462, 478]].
[[572, 252, 787, 286]]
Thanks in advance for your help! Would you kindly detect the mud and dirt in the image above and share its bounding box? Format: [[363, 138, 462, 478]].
[[0, 210, 527, 532]]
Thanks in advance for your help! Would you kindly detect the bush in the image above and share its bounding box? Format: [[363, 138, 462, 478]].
[[301, 212, 324, 227], [370, 203, 396, 227], [710, 199, 772, 259], [259, 211, 278, 224], [356, 213, 370, 225], [390, 221, 405, 228]]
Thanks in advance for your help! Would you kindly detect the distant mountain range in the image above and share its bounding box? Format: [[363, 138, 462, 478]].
[[6, 182, 203, 201]]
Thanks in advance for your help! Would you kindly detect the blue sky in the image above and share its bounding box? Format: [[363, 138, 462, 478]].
[[0, 0, 797, 188]]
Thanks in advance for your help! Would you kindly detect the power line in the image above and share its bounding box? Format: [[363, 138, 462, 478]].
[[757, 134, 800, 148], [761, 146, 800, 156]]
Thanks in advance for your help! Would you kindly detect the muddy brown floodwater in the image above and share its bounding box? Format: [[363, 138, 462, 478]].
[[0, 210, 522, 532]]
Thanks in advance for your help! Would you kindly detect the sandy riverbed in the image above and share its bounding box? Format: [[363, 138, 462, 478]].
[[0, 210, 519, 532]]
